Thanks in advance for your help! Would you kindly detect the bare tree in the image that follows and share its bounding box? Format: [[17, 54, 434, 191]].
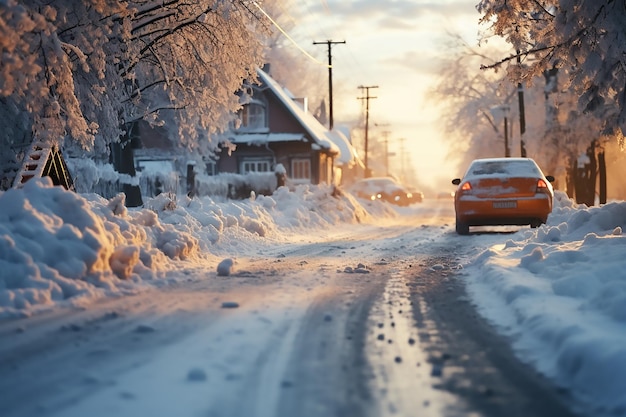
[[430, 36, 520, 170]]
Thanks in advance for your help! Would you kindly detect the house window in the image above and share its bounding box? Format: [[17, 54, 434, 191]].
[[291, 158, 311, 182], [241, 158, 271, 173], [239, 101, 266, 129], [204, 159, 217, 176]]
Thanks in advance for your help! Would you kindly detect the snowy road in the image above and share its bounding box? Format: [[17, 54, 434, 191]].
[[0, 200, 579, 417]]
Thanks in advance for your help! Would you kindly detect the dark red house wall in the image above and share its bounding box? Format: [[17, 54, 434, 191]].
[[266, 94, 307, 134], [216, 73, 336, 186], [272, 142, 313, 180], [217, 143, 274, 174], [216, 150, 238, 173]]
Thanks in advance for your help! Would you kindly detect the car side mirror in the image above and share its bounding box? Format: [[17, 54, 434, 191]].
[[452, 178, 461, 185], [546, 175, 555, 182]]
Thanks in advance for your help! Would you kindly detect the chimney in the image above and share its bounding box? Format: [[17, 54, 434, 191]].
[[293, 97, 308, 113]]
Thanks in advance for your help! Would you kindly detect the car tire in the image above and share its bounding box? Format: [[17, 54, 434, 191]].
[[456, 220, 470, 235], [530, 219, 543, 228]]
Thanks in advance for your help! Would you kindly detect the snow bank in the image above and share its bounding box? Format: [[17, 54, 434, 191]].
[[0, 178, 198, 317], [466, 190, 626, 415], [0, 179, 386, 318]]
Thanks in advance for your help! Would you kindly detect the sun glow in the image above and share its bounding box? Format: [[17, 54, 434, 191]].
[[290, 1, 480, 194]]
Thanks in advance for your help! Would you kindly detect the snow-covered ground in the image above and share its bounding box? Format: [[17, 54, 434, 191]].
[[0, 177, 391, 318], [464, 192, 626, 417], [1, 177, 626, 416]]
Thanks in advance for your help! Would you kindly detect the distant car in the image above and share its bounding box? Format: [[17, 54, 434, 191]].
[[349, 177, 414, 206], [451, 157, 554, 235], [408, 188, 424, 203]]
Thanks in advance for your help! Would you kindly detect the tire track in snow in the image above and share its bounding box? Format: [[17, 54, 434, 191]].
[[365, 263, 468, 416]]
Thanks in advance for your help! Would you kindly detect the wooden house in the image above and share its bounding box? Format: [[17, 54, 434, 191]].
[[217, 67, 342, 186]]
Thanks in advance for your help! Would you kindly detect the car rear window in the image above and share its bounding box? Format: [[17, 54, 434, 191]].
[[467, 160, 541, 178]]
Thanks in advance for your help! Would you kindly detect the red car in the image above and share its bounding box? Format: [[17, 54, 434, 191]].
[[452, 157, 555, 235], [349, 177, 414, 206]]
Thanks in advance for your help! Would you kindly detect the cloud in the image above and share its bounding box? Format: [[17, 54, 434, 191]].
[[301, 0, 478, 31], [384, 50, 443, 76]]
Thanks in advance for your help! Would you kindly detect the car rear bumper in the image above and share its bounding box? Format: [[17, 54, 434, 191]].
[[455, 196, 552, 225]]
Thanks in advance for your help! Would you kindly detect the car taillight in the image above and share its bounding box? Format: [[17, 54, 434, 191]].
[[537, 179, 549, 192], [455, 181, 471, 197]]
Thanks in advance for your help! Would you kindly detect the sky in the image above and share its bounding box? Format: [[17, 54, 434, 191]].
[[1, 177, 626, 416], [282, 0, 484, 187]]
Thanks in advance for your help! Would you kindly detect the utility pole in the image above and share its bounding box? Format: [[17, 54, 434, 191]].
[[517, 51, 527, 157], [374, 123, 390, 175], [358, 85, 378, 178], [398, 137, 406, 182], [313, 40, 345, 130], [382, 130, 390, 176], [504, 112, 510, 157]]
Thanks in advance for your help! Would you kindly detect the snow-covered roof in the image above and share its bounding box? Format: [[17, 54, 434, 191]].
[[229, 132, 307, 145], [326, 129, 360, 167], [255, 68, 339, 155]]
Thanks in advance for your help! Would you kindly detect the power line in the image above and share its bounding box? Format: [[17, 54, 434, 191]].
[[275, 2, 373, 84], [251, 1, 329, 68]]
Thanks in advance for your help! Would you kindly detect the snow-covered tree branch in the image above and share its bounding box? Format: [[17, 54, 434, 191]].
[[0, 0, 271, 163], [477, 0, 626, 136]]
